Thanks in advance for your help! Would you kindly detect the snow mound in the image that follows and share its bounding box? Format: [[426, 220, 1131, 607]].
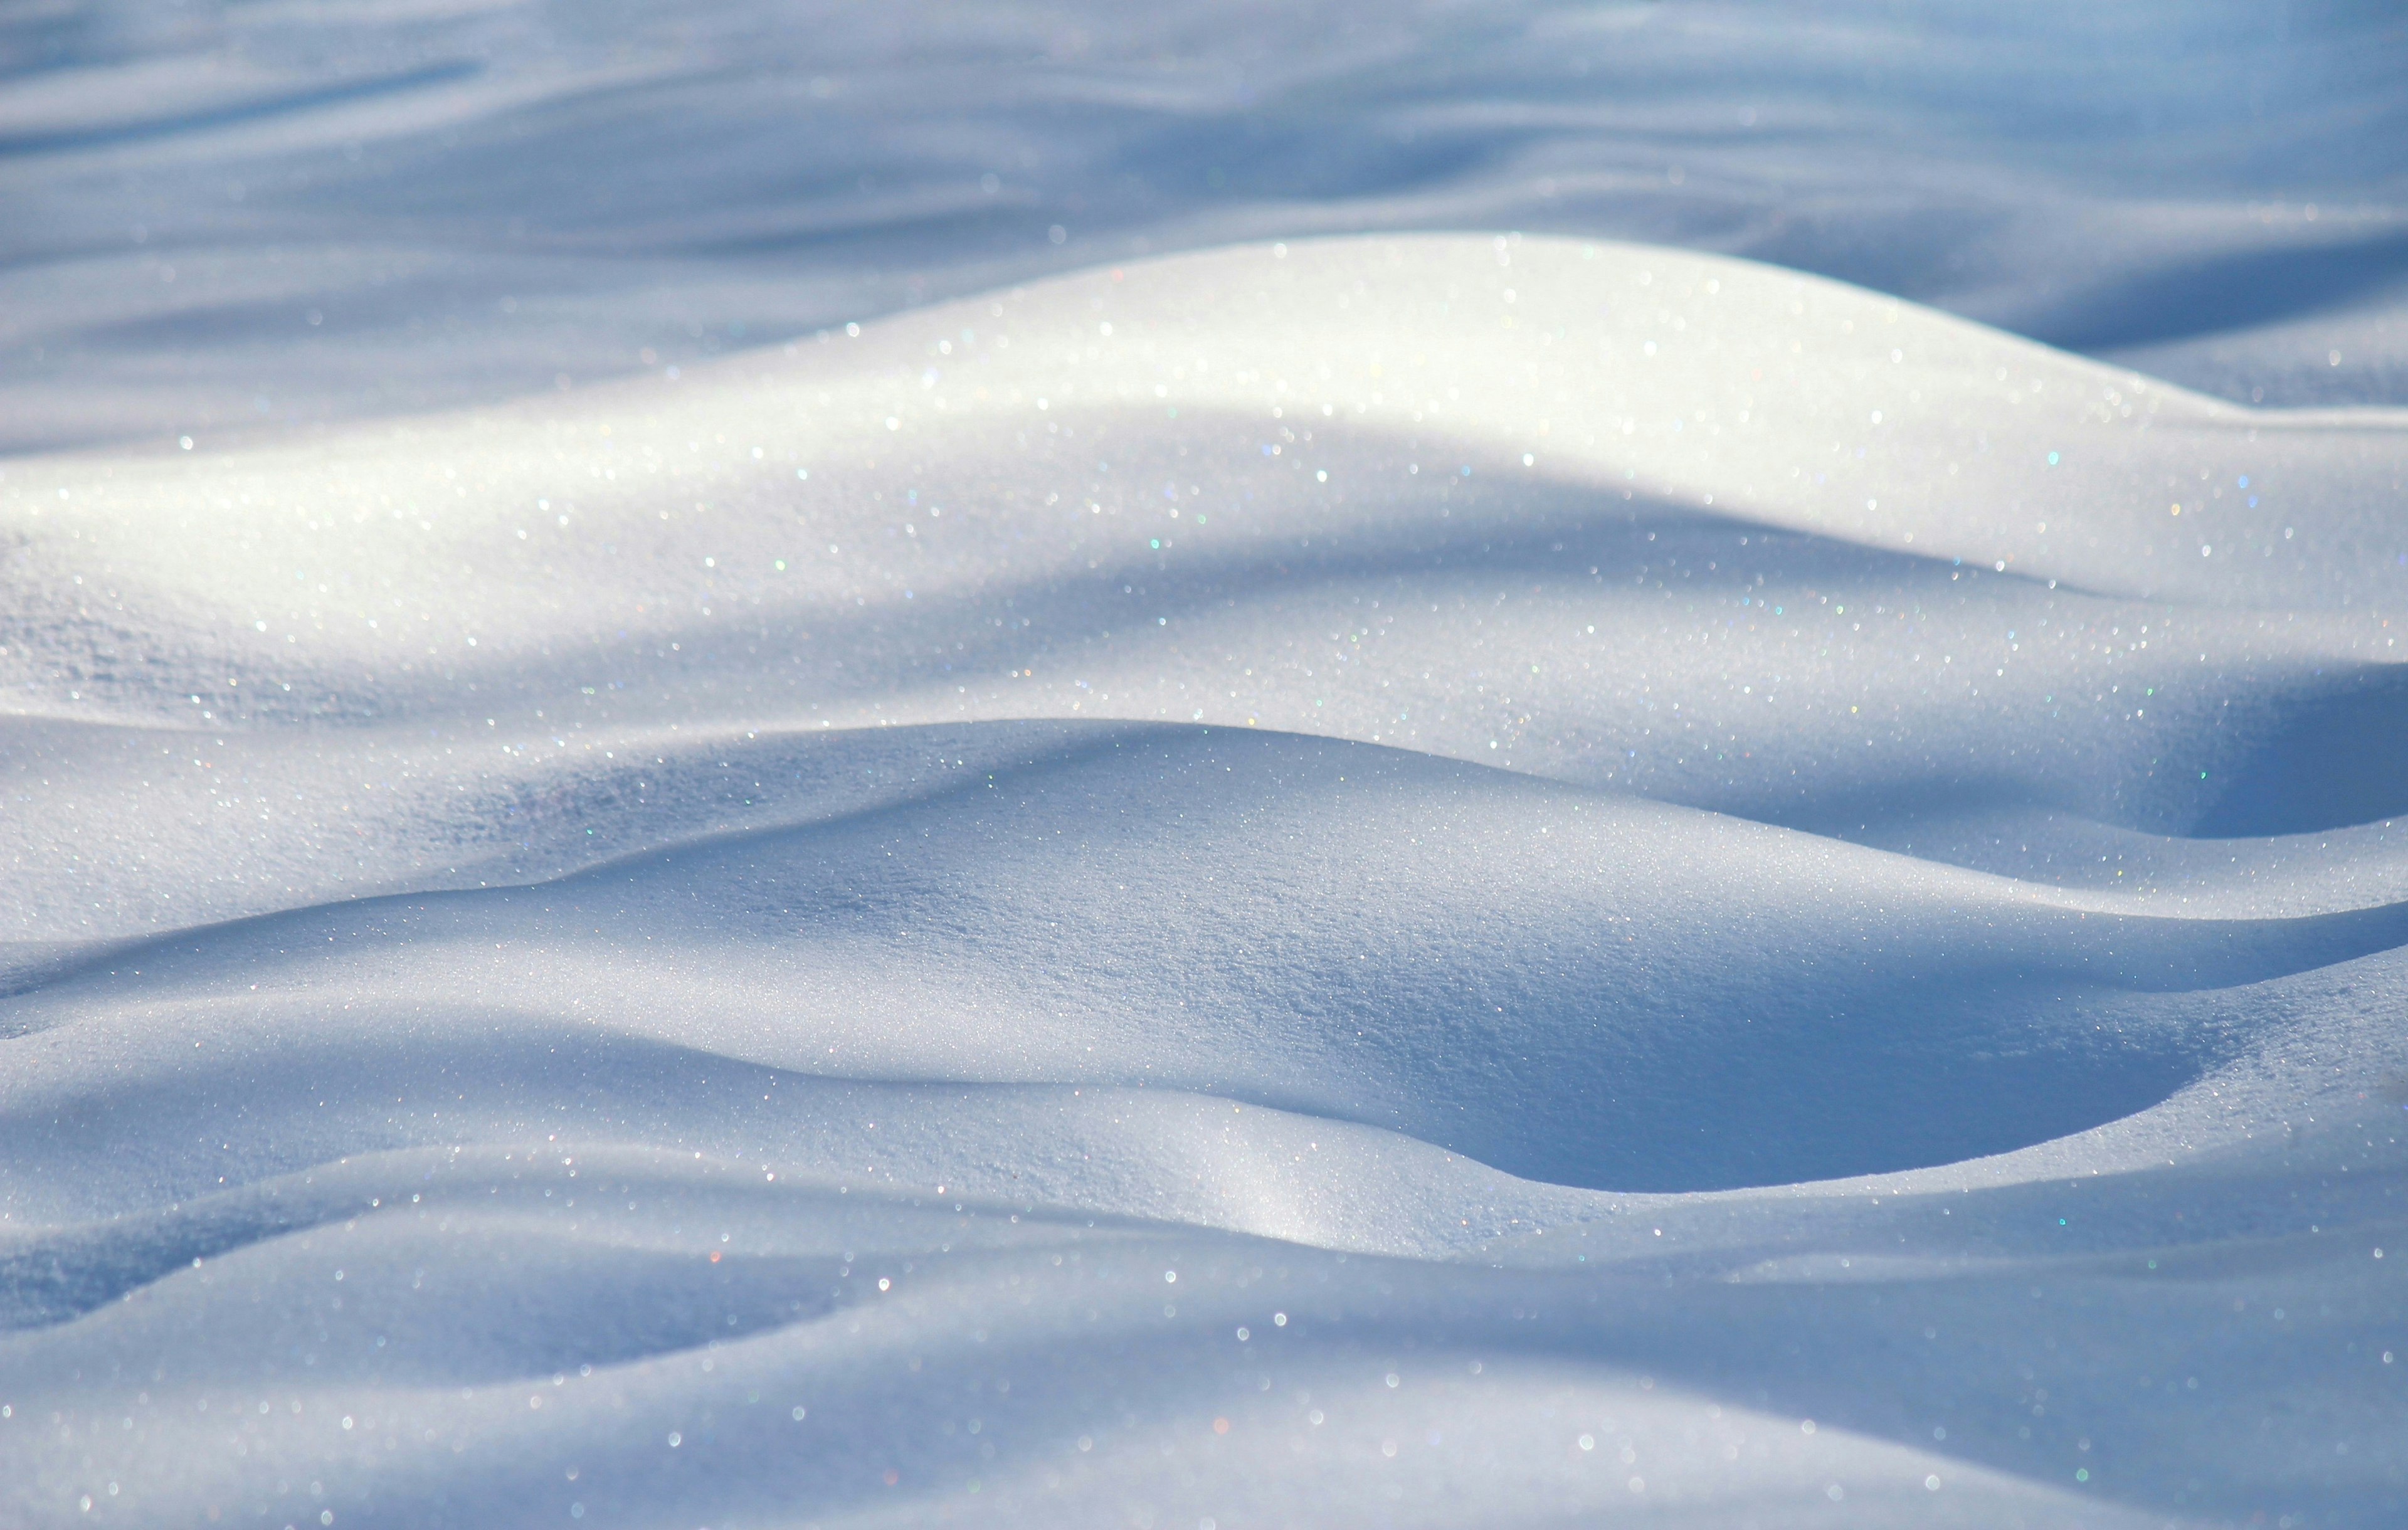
[[5, 236, 2407, 1526]]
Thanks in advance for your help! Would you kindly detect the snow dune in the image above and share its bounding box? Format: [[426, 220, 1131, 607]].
[[5, 232, 2406, 1527], [5, 4, 2408, 1526]]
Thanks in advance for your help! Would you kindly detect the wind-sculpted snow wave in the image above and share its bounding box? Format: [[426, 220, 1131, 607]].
[[4, 238, 2406, 1527]]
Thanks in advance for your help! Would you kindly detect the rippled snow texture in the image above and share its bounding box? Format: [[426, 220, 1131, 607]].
[[3, 5, 2407, 1529]]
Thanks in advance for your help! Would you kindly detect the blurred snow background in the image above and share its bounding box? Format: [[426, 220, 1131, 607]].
[[5, 0, 2405, 453]]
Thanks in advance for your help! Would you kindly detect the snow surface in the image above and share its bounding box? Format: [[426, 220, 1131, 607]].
[[3, 4, 2407, 1527]]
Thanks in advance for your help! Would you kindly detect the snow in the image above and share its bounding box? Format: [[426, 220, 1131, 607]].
[[3, 3, 2405, 1527]]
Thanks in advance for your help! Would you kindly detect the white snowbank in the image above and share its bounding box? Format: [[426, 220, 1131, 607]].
[[4, 7, 2407, 1527]]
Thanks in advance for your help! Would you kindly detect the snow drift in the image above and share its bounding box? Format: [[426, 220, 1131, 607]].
[[4, 5, 2407, 1527]]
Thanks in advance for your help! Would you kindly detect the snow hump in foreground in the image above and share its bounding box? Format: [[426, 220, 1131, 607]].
[[4, 237, 2407, 1529]]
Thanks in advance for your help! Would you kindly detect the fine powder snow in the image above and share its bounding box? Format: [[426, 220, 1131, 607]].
[[3, 5, 2405, 1527]]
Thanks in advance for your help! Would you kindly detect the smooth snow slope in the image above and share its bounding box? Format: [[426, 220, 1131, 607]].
[[4, 232, 2406, 1530]]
